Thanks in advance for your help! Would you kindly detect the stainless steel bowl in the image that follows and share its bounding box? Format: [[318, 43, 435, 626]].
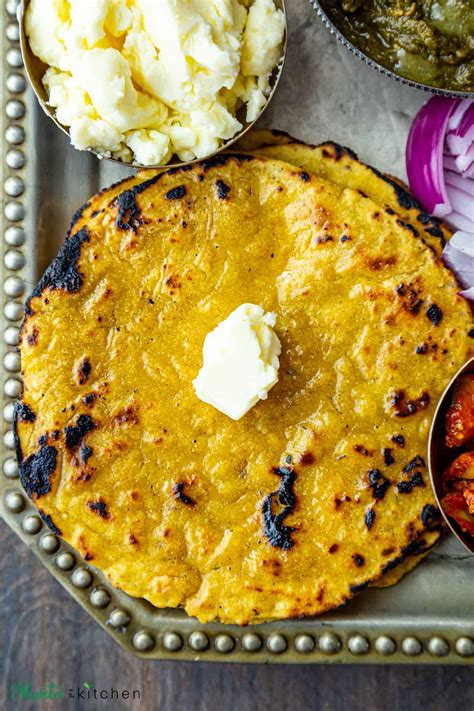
[[428, 358, 474, 554], [309, 1, 473, 100], [18, 0, 287, 169]]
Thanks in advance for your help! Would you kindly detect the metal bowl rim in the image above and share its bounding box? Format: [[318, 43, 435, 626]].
[[428, 357, 474, 554]]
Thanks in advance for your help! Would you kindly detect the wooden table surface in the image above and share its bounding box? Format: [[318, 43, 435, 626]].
[[1, 522, 473, 711]]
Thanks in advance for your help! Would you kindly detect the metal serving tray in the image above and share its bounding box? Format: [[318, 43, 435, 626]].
[[1, 0, 473, 665]]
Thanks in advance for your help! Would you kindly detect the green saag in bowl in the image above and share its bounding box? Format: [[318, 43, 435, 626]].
[[314, 0, 474, 96]]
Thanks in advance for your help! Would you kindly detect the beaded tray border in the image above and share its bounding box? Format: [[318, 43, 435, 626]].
[[1, 0, 473, 664]]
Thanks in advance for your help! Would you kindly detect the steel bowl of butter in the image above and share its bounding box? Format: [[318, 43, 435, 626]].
[[19, 0, 287, 169]]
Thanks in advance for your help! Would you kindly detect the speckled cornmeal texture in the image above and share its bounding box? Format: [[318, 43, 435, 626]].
[[66, 136, 444, 589], [66, 134, 451, 588], [237, 130, 451, 256], [16, 154, 473, 624], [236, 133, 452, 585]]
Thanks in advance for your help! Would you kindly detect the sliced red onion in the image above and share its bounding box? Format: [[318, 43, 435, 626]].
[[442, 231, 474, 302], [406, 97, 460, 217], [465, 163, 474, 179], [443, 154, 458, 171], [408, 98, 474, 233], [450, 230, 474, 255], [446, 211, 474, 232], [456, 143, 474, 173], [445, 184, 474, 220], [448, 134, 474, 161], [445, 170, 474, 196], [446, 104, 474, 156], [447, 100, 473, 132]]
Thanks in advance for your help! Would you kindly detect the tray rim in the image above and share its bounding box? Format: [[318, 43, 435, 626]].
[[1, 0, 473, 666]]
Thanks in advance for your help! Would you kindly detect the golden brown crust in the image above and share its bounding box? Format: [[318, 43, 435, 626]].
[[17, 153, 472, 624], [235, 136, 451, 255]]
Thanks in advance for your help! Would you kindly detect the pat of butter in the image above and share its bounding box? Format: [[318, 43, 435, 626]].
[[193, 304, 281, 421]]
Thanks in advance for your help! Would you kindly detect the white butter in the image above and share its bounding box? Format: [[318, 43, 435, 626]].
[[25, 0, 285, 166], [126, 129, 172, 167], [24, 0, 70, 71], [71, 48, 167, 134], [241, 0, 286, 77], [70, 115, 123, 154], [43, 68, 94, 126], [193, 304, 281, 421]]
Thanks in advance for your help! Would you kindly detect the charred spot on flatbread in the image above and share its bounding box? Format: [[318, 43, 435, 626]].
[[216, 180, 231, 199], [391, 434, 405, 448], [426, 304, 443, 326], [262, 466, 297, 550], [353, 444, 373, 456], [364, 508, 376, 530], [397, 472, 426, 494], [16, 401, 36, 423], [172, 482, 195, 507], [116, 173, 163, 231], [396, 456, 427, 494], [25, 227, 90, 316], [381, 555, 405, 575], [320, 142, 358, 162], [74, 357, 92, 385], [79, 444, 93, 464], [369, 165, 445, 246], [350, 580, 370, 594], [38, 509, 62, 536], [382, 448, 395, 466], [368, 469, 390, 500], [421, 504, 441, 528], [390, 390, 430, 417], [200, 152, 254, 171], [19, 444, 57, 499], [87, 498, 110, 519], [403, 455, 426, 474], [165, 185, 186, 201], [395, 283, 424, 314], [64, 414, 95, 450]]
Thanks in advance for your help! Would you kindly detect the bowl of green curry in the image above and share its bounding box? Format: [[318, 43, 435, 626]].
[[310, 0, 473, 97]]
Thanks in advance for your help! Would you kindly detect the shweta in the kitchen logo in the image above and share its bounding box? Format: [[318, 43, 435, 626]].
[[9, 681, 141, 701]]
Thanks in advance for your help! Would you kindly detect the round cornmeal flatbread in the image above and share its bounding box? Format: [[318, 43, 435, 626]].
[[70, 133, 445, 589], [16, 154, 472, 624], [238, 133, 451, 256]]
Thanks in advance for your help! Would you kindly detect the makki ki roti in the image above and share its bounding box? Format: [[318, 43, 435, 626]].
[[236, 130, 451, 256], [68, 129, 450, 259], [62, 131, 446, 591], [235, 130, 453, 584], [67, 132, 445, 590], [16, 153, 473, 624]]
